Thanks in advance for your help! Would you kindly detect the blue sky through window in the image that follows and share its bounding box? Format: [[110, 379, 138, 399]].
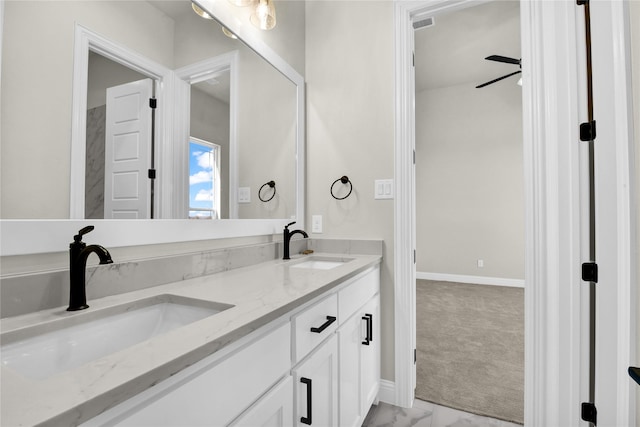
[[189, 139, 216, 218]]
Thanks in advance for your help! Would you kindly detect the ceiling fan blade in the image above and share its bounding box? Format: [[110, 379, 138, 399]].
[[485, 55, 520, 65], [475, 70, 522, 89]]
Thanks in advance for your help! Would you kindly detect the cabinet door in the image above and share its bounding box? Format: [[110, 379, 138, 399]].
[[231, 376, 293, 427], [338, 311, 362, 427], [360, 295, 380, 416], [294, 335, 338, 427]]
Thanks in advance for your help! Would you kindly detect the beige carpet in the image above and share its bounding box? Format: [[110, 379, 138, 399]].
[[415, 280, 524, 424]]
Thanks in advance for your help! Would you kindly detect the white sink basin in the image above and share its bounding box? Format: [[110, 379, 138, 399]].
[[291, 257, 353, 270], [0, 295, 233, 380]]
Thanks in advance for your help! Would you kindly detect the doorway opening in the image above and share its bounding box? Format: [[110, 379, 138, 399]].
[[70, 24, 170, 219], [412, 2, 524, 423], [86, 52, 157, 219]]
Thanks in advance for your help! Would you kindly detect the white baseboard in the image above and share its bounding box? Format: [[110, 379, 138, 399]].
[[416, 272, 525, 288], [377, 379, 396, 405]]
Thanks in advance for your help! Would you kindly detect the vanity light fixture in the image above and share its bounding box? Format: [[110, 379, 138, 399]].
[[191, 2, 213, 19], [222, 27, 238, 39], [193, 0, 275, 32], [250, 0, 276, 30]]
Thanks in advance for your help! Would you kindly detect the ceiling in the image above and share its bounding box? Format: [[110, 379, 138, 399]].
[[414, 1, 521, 92]]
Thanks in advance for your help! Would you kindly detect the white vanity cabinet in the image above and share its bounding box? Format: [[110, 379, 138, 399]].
[[83, 264, 380, 427], [337, 269, 381, 427], [82, 321, 292, 427]]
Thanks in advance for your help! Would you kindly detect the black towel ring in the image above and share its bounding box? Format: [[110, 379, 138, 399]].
[[331, 176, 353, 200], [259, 180, 276, 202]]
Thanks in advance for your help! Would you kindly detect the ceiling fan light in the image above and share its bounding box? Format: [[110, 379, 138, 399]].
[[250, 0, 276, 30], [191, 2, 213, 19]]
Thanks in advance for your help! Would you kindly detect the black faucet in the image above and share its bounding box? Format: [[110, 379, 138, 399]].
[[68, 226, 113, 311], [283, 221, 308, 260]]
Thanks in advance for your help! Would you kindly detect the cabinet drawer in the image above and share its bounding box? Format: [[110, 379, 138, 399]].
[[338, 267, 379, 323], [85, 322, 291, 426], [293, 294, 338, 363]]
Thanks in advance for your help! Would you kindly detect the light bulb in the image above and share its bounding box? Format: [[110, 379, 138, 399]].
[[191, 2, 213, 19], [222, 27, 238, 39], [250, 0, 276, 30], [228, 0, 255, 6]]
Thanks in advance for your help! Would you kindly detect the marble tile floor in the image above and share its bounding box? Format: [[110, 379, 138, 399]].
[[362, 399, 523, 427]]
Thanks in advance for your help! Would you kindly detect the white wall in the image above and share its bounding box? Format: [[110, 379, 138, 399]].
[[305, 0, 395, 381], [415, 82, 524, 280]]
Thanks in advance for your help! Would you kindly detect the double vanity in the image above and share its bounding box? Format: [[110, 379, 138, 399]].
[[1, 247, 381, 426]]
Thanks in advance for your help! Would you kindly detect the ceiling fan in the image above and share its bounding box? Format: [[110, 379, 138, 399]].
[[476, 55, 521, 88]]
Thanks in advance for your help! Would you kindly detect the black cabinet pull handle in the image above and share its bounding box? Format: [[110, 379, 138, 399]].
[[300, 377, 312, 425], [310, 316, 336, 333], [362, 313, 373, 345]]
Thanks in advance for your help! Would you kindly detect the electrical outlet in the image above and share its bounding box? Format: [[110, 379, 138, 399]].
[[312, 215, 323, 233], [477, 259, 484, 268]]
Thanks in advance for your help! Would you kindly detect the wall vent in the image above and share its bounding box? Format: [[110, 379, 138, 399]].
[[413, 17, 435, 30]]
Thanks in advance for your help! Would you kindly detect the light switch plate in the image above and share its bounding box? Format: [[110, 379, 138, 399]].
[[374, 179, 394, 199], [238, 187, 251, 203], [312, 215, 323, 233]]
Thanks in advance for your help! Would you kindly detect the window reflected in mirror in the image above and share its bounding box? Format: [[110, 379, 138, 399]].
[[189, 138, 221, 220]]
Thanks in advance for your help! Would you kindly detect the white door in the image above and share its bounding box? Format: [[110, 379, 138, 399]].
[[294, 335, 338, 427], [104, 78, 153, 219]]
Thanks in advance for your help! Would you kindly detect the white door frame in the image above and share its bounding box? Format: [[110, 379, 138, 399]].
[[393, 1, 636, 425], [70, 25, 173, 219]]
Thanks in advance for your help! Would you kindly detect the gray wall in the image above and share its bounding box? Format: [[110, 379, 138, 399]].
[[415, 82, 524, 280], [305, 0, 395, 381]]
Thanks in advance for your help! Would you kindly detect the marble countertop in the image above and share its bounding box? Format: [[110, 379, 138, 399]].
[[0, 253, 381, 426]]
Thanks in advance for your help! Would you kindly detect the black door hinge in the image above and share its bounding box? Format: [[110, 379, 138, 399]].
[[581, 402, 597, 425], [580, 120, 596, 141], [582, 262, 598, 283], [148, 169, 156, 179], [414, 348, 417, 364], [149, 98, 157, 109]]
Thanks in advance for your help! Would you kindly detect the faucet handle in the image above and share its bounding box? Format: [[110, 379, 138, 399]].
[[74, 226, 95, 243], [285, 221, 296, 229]]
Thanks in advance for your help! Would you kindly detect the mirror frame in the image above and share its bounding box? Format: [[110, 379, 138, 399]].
[[0, 0, 305, 256]]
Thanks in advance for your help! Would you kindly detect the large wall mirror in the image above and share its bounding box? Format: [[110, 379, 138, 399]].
[[0, 0, 305, 255], [1, 0, 302, 221]]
